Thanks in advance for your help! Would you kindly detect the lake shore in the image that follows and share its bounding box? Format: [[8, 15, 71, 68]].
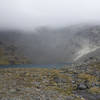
[[0, 62, 100, 100]]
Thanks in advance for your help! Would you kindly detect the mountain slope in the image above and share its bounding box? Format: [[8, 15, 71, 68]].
[[70, 25, 100, 62], [0, 24, 100, 64], [0, 39, 31, 65]]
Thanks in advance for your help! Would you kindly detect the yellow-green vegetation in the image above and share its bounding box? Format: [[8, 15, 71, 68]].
[[0, 45, 31, 65], [74, 97, 85, 100], [0, 68, 87, 100], [0, 61, 100, 100], [0, 58, 9, 65], [0, 68, 74, 96], [78, 73, 97, 82], [44, 69, 73, 95], [90, 61, 100, 70], [89, 87, 100, 94], [0, 48, 4, 56]]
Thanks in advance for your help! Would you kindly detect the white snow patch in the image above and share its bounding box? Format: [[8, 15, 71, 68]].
[[74, 45, 100, 61]]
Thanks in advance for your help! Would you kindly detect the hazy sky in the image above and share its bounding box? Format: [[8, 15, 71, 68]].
[[0, 0, 100, 30]]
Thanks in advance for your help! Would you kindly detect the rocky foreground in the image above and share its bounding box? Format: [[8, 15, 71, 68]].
[[0, 62, 100, 100]]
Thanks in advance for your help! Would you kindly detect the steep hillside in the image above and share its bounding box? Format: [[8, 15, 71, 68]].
[[0, 40, 31, 65], [0, 24, 100, 64], [70, 25, 100, 62]]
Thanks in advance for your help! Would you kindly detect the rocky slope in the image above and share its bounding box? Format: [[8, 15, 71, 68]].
[[0, 41, 30, 65], [0, 60, 100, 100], [70, 25, 100, 62], [0, 24, 100, 64]]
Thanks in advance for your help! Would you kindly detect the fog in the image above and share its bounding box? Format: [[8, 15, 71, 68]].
[[0, 0, 100, 30], [0, 0, 100, 64]]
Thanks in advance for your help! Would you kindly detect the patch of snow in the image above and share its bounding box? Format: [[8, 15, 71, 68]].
[[74, 45, 100, 61]]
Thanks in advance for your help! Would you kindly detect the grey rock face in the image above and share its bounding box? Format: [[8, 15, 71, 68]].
[[78, 83, 87, 90], [53, 77, 66, 83]]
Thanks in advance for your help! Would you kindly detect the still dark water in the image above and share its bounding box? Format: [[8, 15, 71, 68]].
[[0, 63, 71, 69]]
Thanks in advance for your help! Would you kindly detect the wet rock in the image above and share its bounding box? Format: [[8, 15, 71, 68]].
[[78, 83, 87, 90], [33, 97, 40, 100], [53, 76, 66, 83], [66, 96, 74, 100]]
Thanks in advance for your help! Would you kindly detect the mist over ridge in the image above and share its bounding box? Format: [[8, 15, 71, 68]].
[[0, 0, 100, 64], [0, 23, 100, 64], [0, 0, 100, 30]]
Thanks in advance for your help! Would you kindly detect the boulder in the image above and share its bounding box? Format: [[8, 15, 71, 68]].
[[78, 83, 87, 90]]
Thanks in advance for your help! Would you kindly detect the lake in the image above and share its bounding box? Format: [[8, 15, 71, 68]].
[[0, 63, 72, 69]]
